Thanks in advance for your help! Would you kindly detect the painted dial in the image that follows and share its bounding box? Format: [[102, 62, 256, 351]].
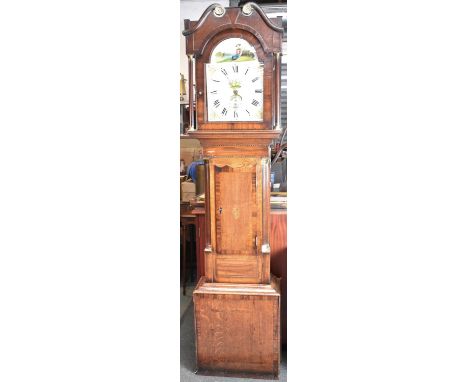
[[206, 61, 264, 122]]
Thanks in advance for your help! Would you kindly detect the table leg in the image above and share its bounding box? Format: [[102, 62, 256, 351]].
[[182, 224, 187, 296]]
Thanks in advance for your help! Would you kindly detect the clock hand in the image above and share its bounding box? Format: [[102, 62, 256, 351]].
[[231, 89, 242, 101]]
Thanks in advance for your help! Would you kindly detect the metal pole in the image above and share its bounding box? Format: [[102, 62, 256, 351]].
[[274, 52, 282, 131], [187, 54, 195, 131]]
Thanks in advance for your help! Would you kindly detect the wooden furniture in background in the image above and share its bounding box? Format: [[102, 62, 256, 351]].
[[192, 206, 206, 281], [270, 209, 287, 345], [180, 202, 196, 296]]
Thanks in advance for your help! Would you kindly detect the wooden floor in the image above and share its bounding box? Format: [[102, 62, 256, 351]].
[[180, 300, 287, 381]]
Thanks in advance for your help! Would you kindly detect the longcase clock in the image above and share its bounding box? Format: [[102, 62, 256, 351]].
[[183, 3, 283, 378]]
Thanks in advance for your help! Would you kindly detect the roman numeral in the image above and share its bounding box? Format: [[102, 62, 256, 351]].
[[212, 79, 220, 82], [210, 90, 218, 94], [213, 100, 220, 108], [252, 77, 259, 83], [244, 68, 249, 75], [233, 111, 238, 119], [245, 109, 250, 115], [221, 68, 228, 76], [232, 64, 238, 73], [221, 108, 228, 116], [251, 99, 259, 107], [255, 89, 263, 93]]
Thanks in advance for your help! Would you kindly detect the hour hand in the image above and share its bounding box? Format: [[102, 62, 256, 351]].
[[231, 89, 242, 101]]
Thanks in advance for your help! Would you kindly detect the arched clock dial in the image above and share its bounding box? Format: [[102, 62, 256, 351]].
[[206, 61, 264, 122]]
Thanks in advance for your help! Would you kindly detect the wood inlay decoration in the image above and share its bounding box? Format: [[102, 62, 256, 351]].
[[214, 165, 257, 255]]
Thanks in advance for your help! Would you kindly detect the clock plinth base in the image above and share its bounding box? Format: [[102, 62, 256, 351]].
[[193, 275, 281, 378]]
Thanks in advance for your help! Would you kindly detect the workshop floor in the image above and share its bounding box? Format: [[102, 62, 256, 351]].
[[180, 284, 195, 319]]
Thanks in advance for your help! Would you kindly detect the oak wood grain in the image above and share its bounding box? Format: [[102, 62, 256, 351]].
[[194, 276, 281, 376]]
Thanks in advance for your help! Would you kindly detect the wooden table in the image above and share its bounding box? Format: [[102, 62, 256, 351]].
[[180, 202, 196, 296]]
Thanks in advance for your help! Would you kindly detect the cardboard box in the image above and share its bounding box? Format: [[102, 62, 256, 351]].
[[181, 181, 195, 193], [182, 191, 196, 202], [181, 181, 196, 202]]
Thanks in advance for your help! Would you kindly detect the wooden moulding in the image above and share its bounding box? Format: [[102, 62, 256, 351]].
[[183, 6, 283, 56], [188, 129, 280, 157], [193, 275, 281, 379], [188, 129, 280, 142]]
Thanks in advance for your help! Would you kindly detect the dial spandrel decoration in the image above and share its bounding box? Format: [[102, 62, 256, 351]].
[[206, 38, 263, 122]]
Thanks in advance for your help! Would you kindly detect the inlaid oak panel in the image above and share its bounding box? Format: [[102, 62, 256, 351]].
[[214, 163, 258, 255]]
